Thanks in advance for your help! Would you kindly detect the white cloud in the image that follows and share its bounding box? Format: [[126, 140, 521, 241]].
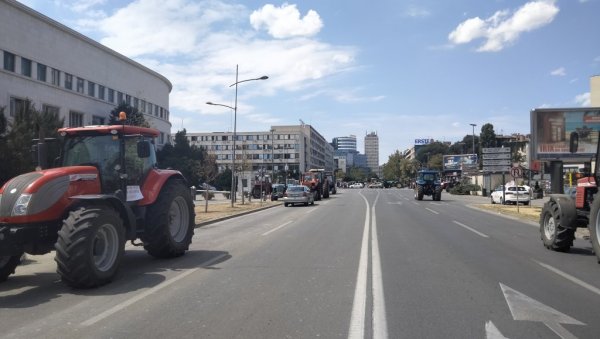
[[448, 0, 559, 52], [250, 3, 323, 39], [70, 0, 357, 120], [550, 67, 566, 76], [403, 6, 431, 18], [575, 92, 591, 106]]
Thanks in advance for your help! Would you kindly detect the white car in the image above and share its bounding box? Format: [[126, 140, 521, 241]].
[[490, 185, 530, 205], [349, 183, 364, 188]]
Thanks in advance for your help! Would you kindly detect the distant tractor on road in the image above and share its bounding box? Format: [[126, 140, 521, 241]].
[[414, 170, 442, 201], [301, 169, 330, 201]]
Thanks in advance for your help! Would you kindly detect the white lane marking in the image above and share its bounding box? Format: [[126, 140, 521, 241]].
[[500, 283, 584, 339], [412, 201, 419, 206], [485, 321, 510, 339], [81, 253, 228, 326], [425, 207, 439, 215], [261, 220, 294, 236], [431, 202, 443, 206], [535, 260, 600, 297], [371, 192, 388, 339], [452, 221, 489, 238], [348, 193, 371, 339]]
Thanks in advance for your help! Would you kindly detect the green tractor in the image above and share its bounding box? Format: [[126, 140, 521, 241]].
[[414, 170, 442, 201]]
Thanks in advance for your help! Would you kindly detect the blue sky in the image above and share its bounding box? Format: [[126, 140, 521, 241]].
[[18, 0, 600, 164]]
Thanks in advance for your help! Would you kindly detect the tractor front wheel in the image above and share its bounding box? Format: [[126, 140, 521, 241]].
[[143, 180, 195, 258], [55, 205, 125, 288], [0, 254, 23, 282], [416, 186, 424, 200], [540, 200, 575, 252]]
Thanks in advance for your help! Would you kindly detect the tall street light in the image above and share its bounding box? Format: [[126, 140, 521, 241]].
[[206, 65, 268, 207], [469, 123, 477, 156], [270, 128, 275, 183]]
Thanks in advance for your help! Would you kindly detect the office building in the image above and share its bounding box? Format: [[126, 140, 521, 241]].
[[0, 0, 172, 145], [365, 131, 379, 175]]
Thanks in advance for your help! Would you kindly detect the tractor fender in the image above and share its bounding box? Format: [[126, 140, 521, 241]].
[[547, 194, 577, 229], [138, 169, 188, 206], [69, 194, 137, 239]]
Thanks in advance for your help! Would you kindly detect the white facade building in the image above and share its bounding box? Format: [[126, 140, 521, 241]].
[[0, 0, 172, 145], [187, 124, 334, 184]]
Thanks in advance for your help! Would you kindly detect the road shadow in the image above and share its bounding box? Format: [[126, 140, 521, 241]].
[[0, 249, 231, 309]]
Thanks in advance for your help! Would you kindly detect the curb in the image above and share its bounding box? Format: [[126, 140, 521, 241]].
[[194, 203, 282, 228]]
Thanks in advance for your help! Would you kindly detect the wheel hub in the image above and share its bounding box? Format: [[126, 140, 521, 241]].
[[544, 215, 556, 239], [93, 223, 119, 272]]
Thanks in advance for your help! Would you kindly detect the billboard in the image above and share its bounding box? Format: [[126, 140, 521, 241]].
[[530, 108, 600, 161], [414, 138, 433, 145], [443, 154, 477, 170]]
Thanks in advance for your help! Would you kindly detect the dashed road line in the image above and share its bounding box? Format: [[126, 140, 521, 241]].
[[425, 208, 439, 215], [452, 220, 489, 238], [262, 220, 294, 236]]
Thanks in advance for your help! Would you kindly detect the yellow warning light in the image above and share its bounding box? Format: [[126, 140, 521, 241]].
[[119, 111, 127, 121]]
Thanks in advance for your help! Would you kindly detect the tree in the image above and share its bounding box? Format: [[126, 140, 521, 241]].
[[0, 101, 64, 185], [480, 123, 497, 148], [382, 150, 403, 181], [415, 142, 449, 170], [108, 102, 149, 127]]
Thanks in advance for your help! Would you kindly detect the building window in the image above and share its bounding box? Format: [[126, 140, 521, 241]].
[[98, 85, 105, 100], [3, 51, 15, 72], [125, 94, 131, 105], [92, 115, 105, 125], [9, 97, 28, 117], [160, 107, 164, 119], [65, 73, 73, 90], [88, 81, 95, 97], [154, 105, 159, 116], [51, 68, 60, 86], [160, 132, 165, 144], [133, 97, 138, 109], [42, 104, 59, 116], [21, 57, 32, 77], [117, 92, 123, 104], [37, 63, 47, 82], [69, 111, 84, 127], [141, 100, 146, 113], [147, 103, 153, 114], [76, 78, 84, 93], [108, 88, 114, 103]]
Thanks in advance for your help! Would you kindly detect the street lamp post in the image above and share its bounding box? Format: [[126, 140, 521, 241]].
[[206, 65, 268, 207], [270, 128, 275, 183], [470, 123, 477, 156]]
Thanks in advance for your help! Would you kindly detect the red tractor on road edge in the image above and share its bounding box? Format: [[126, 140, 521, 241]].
[[0, 120, 195, 288], [539, 131, 600, 263]]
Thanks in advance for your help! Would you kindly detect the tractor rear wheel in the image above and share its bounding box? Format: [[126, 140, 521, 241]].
[[143, 180, 195, 258], [588, 194, 600, 263], [0, 254, 22, 282], [433, 187, 442, 201], [540, 200, 575, 252], [55, 205, 125, 288]]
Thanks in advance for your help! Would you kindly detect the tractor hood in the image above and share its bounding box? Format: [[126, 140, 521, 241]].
[[0, 166, 99, 219]]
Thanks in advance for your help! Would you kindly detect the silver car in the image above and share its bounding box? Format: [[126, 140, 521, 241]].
[[283, 185, 315, 207]]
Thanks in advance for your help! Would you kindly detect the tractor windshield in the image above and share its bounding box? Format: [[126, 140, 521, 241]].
[[62, 134, 156, 193]]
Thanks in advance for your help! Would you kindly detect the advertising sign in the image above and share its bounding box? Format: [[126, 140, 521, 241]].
[[530, 108, 600, 161], [443, 154, 477, 170], [414, 138, 433, 145]]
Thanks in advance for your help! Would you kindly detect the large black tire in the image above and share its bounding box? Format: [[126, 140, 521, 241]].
[[0, 254, 22, 282], [587, 194, 600, 263], [55, 205, 125, 288], [433, 187, 442, 201], [416, 186, 424, 201], [143, 180, 195, 258], [540, 200, 575, 252]]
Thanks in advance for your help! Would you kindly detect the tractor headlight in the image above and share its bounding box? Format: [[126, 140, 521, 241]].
[[12, 194, 32, 216]]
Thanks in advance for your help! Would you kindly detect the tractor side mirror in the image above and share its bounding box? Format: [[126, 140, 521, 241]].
[[569, 131, 579, 153], [137, 140, 151, 158]]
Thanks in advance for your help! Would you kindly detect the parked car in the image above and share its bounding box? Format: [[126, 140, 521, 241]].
[[271, 184, 286, 200], [490, 185, 530, 205], [283, 185, 315, 206], [349, 183, 364, 188], [368, 182, 383, 188]]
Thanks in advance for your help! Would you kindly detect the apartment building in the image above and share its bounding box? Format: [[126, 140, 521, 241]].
[[187, 124, 334, 183]]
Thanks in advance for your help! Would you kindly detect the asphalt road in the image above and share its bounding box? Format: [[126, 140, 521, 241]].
[[1, 188, 599, 338]]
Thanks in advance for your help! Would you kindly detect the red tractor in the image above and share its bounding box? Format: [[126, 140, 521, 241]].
[[0, 121, 195, 288], [301, 169, 329, 201], [539, 131, 600, 263]]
